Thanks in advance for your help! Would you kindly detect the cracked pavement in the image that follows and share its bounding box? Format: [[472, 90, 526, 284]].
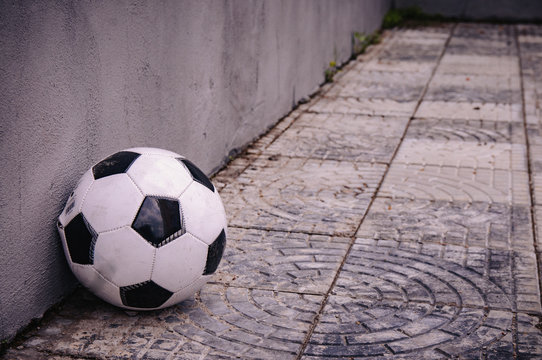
[[5, 22, 542, 359]]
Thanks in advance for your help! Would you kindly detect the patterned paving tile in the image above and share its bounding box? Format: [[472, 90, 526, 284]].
[[378, 163, 530, 205], [394, 139, 527, 171], [534, 206, 542, 249], [7, 287, 321, 360], [213, 227, 350, 294], [396, 117, 528, 173], [454, 23, 515, 40], [325, 80, 424, 102], [426, 75, 521, 104], [303, 240, 542, 358], [397, 26, 454, 40], [523, 77, 542, 126], [377, 41, 444, 63], [356, 198, 534, 251], [527, 127, 542, 148], [406, 118, 525, 143], [309, 96, 417, 117], [220, 156, 387, 236], [429, 73, 521, 91], [263, 113, 408, 163], [446, 36, 517, 56], [437, 54, 519, 77], [337, 69, 430, 88], [530, 145, 542, 206], [519, 25, 542, 129], [362, 58, 436, 74], [415, 101, 523, 122], [517, 312, 542, 358]]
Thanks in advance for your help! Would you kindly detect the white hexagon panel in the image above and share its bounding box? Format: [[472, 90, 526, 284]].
[[82, 175, 144, 233], [127, 155, 193, 199], [93, 227, 155, 287], [151, 233, 208, 292], [179, 181, 227, 245], [71, 263, 123, 308]]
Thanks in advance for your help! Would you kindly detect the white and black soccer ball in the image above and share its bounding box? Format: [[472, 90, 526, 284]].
[[57, 147, 227, 310]]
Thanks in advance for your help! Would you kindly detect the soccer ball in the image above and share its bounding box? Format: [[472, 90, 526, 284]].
[[57, 147, 227, 310]]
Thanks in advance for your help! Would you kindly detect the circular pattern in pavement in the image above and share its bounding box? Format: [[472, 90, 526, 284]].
[[305, 244, 513, 358]]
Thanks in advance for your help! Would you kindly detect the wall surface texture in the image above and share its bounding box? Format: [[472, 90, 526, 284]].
[[0, 0, 390, 342], [395, 0, 542, 21]]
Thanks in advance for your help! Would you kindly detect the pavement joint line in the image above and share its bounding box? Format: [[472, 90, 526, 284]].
[[258, 153, 393, 166], [354, 234, 535, 252], [515, 24, 542, 315], [294, 24, 458, 360], [226, 224, 357, 238], [206, 283, 325, 297], [201, 283, 526, 314]]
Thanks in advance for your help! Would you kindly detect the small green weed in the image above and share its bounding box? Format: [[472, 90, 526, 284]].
[[352, 31, 380, 56], [324, 60, 338, 82]]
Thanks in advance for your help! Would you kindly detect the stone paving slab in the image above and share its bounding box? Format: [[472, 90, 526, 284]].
[[362, 58, 436, 74], [378, 163, 531, 205], [213, 227, 350, 294], [396, 116, 529, 175], [325, 80, 424, 102], [447, 36, 517, 56], [304, 239, 542, 358], [407, 118, 525, 143], [397, 26, 454, 39], [437, 54, 519, 77], [377, 41, 444, 63], [425, 74, 522, 104], [337, 69, 430, 88], [428, 73, 521, 91], [531, 145, 542, 206], [535, 205, 542, 248], [454, 23, 515, 39], [356, 198, 534, 252], [527, 127, 542, 147], [416, 100, 523, 122], [220, 156, 386, 236], [394, 139, 527, 171], [309, 96, 418, 117], [263, 113, 408, 163], [6, 287, 320, 360]]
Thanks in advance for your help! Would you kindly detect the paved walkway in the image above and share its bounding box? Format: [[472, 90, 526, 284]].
[[6, 23, 542, 359]]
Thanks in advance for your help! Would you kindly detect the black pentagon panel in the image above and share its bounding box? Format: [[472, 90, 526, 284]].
[[120, 280, 173, 309], [92, 151, 140, 180], [178, 158, 215, 192], [204, 229, 226, 275], [64, 213, 97, 265], [132, 196, 184, 247]]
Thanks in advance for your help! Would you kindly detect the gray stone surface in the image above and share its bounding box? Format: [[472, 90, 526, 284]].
[[378, 164, 530, 204], [219, 156, 386, 236], [357, 198, 534, 251], [5, 23, 542, 359], [263, 113, 408, 163]]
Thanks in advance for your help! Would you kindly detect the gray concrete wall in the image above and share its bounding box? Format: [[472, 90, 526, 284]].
[[0, 0, 390, 342], [394, 0, 542, 21]]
